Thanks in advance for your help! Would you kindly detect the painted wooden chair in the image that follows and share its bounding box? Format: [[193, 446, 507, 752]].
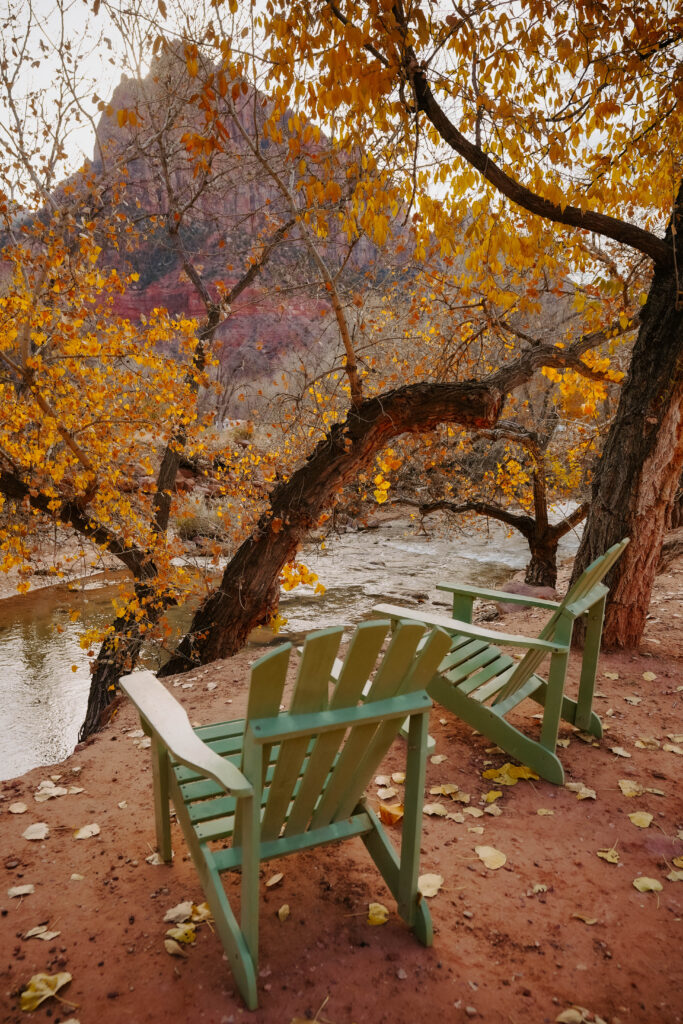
[[120, 618, 451, 1010], [373, 539, 629, 786]]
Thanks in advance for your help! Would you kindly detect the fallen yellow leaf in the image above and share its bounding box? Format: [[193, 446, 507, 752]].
[[164, 938, 187, 957], [367, 902, 389, 925], [166, 923, 196, 944], [430, 754, 448, 765], [642, 671, 657, 681], [610, 746, 631, 758], [565, 782, 596, 800], [633, 876, 663, 893], [20, 972, 72, 1012], [429, 783, 459, 796], [417, 873, 444, 897], [618, 779, 644, 797], [597, 847, 620, 864], [628, 811, 653, 829], [265, 872, 283, 888], [73, 823, 100, 840], [378, 801, 404, 825], [571, 913, 598, 925], [475, 845, 506, 870], [423, 803, 448, 816], [537, 808, 555, 815], [635, 737, 660, 750], [484, 790, 503, 804], [278, 904, 290, 922], [482, 763, 538, 786]]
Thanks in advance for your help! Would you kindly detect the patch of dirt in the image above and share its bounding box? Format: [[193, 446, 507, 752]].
[[1, 558, 682, 1024]]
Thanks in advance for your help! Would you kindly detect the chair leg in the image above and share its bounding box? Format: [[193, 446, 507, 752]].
[[169, 782, 259, 1009], [539, 651, 568, 752], [151, 737, 172, 863], [196, 850, 259, 1011], [575, 597, 605, 731], [361, 803, 433, 946]]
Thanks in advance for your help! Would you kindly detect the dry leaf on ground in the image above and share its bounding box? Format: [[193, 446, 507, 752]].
[[378, 802, 404, 825], [164, 901, 193, 923], [8, 885, 35, 898], [277, 904, 290, 922], [73, 823, 100, 840], [166, 923, 196, 944], [633, 877, 663, 893], [9, 802, 27, 814], [418, 873, 444, 897], [423, 803, 448, 816], [565, 783, 596, 800], [635, 737, 660, 749], [597, 848, 620, 864], [475, 845, 506, 870], [164, 938, 187, 957], [20, 972, 72, 1012], [628, 811, 653, 828], [24, 926, 61, 941], [22, 823, 49, 841], [265, 872, 283, 888], [367, 902, 389, 925]]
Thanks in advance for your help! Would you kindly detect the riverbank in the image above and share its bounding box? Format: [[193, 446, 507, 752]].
[[1, 555, 682, 1024]]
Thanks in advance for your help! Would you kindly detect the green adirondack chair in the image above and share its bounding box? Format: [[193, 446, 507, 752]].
[[120, 618, 451, 1010], [373, 539, 629, 786]]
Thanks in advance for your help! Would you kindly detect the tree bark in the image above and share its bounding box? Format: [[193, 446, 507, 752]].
[[571, 194, 683, 647]]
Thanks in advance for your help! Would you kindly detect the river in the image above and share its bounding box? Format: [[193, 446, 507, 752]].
[[0, 517, 580, 780]]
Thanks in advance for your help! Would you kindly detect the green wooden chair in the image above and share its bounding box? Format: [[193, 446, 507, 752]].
[[373, 539, 629, 786], [120, 618, 451, 1010]]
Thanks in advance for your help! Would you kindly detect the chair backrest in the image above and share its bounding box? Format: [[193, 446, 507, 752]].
[[497, 538, 629, 700], [241, 619, 451, 844]]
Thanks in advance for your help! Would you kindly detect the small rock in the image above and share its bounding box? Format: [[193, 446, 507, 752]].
[[465, 1007, 478, 1018]]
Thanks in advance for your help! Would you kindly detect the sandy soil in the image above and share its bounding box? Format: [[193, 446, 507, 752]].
[[1, 558, 682, 1024]]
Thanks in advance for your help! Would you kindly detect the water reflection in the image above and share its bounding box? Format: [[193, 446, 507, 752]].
[[0, 518, 579, 780]]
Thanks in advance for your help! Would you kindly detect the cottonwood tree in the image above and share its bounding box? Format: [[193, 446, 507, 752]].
[[257, 0, 682, 648]]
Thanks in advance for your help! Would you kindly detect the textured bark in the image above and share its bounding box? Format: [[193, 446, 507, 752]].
[[571, 195, 683, 648], [78, 581, 169, 739]]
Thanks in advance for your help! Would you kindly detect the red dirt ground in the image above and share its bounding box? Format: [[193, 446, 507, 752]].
[[1, 558, 682, 1024]]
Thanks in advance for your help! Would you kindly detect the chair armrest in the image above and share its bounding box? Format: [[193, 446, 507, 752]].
[[120, 670, 252, 797], [371, 604, 568, 654], [436, 582, 560, 611]]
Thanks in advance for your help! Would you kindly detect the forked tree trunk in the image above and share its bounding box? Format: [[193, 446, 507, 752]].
[[571, 196, 683, 647]]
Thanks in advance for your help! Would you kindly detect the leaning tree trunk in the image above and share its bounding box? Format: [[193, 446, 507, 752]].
[[571, 198, 683, 647], [160, 381, 503, 675], [77, 577, 174, 740]]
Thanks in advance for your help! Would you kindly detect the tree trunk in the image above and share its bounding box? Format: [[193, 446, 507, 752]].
[[77, 579, 172, 740], [524, 534, 559, 588], [160, 380, 502, 674], [571, 197, 683, 647]]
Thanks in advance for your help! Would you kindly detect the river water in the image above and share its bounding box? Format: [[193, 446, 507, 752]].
[[0, 518, 580, 780]]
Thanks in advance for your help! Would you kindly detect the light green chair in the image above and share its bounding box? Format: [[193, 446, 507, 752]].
[[120, 618, 451, 1009], [373, 539, 629, 785]]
